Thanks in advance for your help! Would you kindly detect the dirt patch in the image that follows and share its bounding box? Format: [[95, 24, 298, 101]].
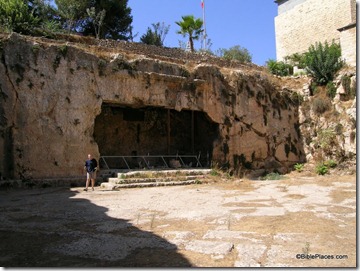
[[208, 179, 257, 192], [286, 194, 306, 199], [330, 189, 356, 203]]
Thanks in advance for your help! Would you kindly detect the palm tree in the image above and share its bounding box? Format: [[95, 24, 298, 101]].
[[176, 15, 203, 52]]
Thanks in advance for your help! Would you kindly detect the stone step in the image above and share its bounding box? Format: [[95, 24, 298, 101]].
[[108, 175, 205, 184], [117, 169, 212, 179], [99, 168, 211, 190], [98, 169, 122, 178], [100, 179, 202, 190]]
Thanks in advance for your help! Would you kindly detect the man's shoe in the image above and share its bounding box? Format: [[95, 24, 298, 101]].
[[84, 188, 88, 191]]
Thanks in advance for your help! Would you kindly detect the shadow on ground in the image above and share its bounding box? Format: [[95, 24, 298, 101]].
[[0, 187, 191, 267]]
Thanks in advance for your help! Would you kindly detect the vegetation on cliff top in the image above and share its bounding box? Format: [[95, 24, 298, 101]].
[[266, 40, 345, 85], [0, 0, 253, 65], [0, 0, 133, 40]]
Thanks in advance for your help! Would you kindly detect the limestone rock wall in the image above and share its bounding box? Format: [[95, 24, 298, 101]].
[[300, 71, 357, 165], [277, 69, 356, 170], [0, 34, 304, 179]]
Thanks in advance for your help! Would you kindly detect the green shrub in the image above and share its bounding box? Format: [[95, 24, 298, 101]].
[[140, 22, 170, 47], [312, 97, 331, 115], [218, 45, 252, 63], [310, 82, 320, 95], [315, 160, 336, 175], [260, 172, 284, 180], [349, 80, 357, 99], [290, 91, 304, 105], [303, 41, 344, 85], [315, 163, 328, 175], [284, 52, 307, 69], [335, 123, 343, 135], [324, 159, 337, 168], [318, 129, 336, 150], [294, 163, 304, 172], [98, 58, 107, 76], [326, 81, 337, 99], [41, 20, 62, 33], [341, 75, 351, 91], [0, 0, 40, 34], [341, 75, 356, 99], [210, 168, 220, 176], [266, 59, 293, 76]]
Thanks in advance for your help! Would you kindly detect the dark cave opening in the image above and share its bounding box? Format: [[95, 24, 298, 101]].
[[93, 103, 219, 169]]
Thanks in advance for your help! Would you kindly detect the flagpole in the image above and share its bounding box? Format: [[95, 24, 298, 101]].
[[202, 0, 207, 50]]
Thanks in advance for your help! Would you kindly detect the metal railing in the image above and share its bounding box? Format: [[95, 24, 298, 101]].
[[100, 154, 203, 170]]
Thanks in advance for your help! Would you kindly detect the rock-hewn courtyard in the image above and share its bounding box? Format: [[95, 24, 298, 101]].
[[0, 170, 356, 267]]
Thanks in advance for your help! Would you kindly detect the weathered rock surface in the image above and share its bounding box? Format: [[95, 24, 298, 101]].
[[0, 33, 305, 180], [295, 70, 356, 165]]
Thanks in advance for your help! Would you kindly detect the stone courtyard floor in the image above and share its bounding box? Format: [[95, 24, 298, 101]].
[[0, 171, 356, 267]]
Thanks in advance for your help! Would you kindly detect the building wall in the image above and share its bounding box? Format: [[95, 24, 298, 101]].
[[277, 0, 307, 14], [339, 25, 357, 66], [275, 0, 356, 65]]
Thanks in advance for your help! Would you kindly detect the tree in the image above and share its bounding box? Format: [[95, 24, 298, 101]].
[[28, 0, 57, 23], [140, 22, 170, 46], [128, 25, 138, 42], [176, 15, 203, 52], [140, 27, 161, 46], [55, 0, 89, 32], [86, 7, 106, 39], [80, 0, 132, 40], [28, 0, 62, 33], [0, 0, 40, 34], [217, 45, 252, 63]]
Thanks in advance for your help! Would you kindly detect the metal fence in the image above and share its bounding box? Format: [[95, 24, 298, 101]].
[[99, 154, 204, 170]]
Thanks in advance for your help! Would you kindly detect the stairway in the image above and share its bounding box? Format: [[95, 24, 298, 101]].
[[100, 169, 211, 190]]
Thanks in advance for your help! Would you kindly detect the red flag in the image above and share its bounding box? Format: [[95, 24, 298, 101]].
[[201, 0, 204, 8]]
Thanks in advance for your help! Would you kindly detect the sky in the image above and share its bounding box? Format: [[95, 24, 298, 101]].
[[128, 0, 279, 66]]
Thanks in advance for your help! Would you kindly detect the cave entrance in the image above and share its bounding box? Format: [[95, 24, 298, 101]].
[[93, 103, 219, 169]]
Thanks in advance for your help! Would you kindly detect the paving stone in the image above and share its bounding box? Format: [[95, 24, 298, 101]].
[[163, 231, 195, 240], [162, 231, 196, 247], [47, 234, 176, 261], [203, 230, 264, 243], [234, 243, 267, 267], [184, 240, 234, 255]]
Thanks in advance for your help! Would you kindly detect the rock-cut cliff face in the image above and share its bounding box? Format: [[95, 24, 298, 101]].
[[0, 33, 305, 180]]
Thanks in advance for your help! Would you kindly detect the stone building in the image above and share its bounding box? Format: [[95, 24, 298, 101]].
[[274, 0, 356, 66]]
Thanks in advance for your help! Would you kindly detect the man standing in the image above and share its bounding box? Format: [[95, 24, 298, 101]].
[[84, 154, 97, 191]]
